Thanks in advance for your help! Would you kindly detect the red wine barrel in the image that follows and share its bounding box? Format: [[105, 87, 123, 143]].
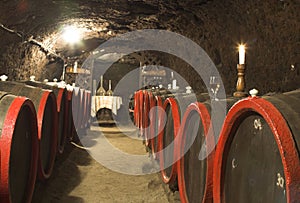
[[213, 94, 300, 203], [138, 90, 145, 137], [0, 91, 38, 203], [149, 95, 163, 159], [158, 97, 181, 187], [77, 88, 85, 130], [84, 90, 91, 128], [0, 81, 58, 180], [66, 89, 75, 140], [177, 102, 215, 203], [24, 81, 68, 154], [70, 87, 83, 141], [143, 91, 151, 146], [133, 91, 140, 126], [78, 88, 89, 131], [147, 93, 159, 157]]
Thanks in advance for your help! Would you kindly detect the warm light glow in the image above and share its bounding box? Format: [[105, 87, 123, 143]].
[[62, 26, 82, 44], [238, 44, 246, 64]]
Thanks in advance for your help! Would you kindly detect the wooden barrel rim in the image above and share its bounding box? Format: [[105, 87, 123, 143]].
[[134, 91, 140, 127], [139, 90, 145, 136], [213, 96, 300, 203], [158, 97, 181, 184], [177, 102, 215, 203], [37, 91, 58, 180], [0, 97, 38, 203], [149, 94, 160, 159]]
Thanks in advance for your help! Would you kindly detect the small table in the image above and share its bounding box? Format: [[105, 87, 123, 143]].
[[91, 96, 123, 117]]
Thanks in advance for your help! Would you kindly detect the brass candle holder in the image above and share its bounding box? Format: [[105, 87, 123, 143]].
[[233, 64, 247, 97]]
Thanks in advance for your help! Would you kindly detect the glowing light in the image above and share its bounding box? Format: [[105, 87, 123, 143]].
[[238, 44, 246, 64], [62, 26, 82, 44]]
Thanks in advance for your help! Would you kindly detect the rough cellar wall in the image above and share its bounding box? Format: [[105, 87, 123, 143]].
[[0, 0, 299, 95], [160, 0, 300, 94]]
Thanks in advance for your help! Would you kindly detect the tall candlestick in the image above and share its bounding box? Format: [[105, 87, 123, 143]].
[[239, 44, 245, 65]]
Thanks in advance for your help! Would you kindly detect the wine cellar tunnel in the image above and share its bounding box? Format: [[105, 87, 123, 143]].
[[0, 0, 299, 202]]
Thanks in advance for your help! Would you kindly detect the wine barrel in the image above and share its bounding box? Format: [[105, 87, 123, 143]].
[[133, 91, 140, 127], [213, 94, 300, 203], [84, 90, 91, 128], [158, 97, 181, 187], [24, 81, 68, 154], [150, 96, 163, 159], [0, 81, 58, 180], [177, 102, 215, 203], [70, 87, 84, 141], [66, 88, 75, 140], [143, 91, 151, 146], [0, 91, 38, 203], [138, 90, 145, 137], [81, 89, 91, 129]]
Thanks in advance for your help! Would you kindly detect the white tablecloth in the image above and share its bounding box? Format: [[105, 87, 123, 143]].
[[91, 96, 123, 116]]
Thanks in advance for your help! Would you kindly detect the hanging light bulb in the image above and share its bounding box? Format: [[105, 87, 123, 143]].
[[62, 25, 82, 44]]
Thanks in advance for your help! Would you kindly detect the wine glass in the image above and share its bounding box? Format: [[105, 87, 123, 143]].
[[209, 76, 220, 101]]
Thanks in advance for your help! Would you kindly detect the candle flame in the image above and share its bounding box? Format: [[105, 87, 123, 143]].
[[238, 44, 246, 52]]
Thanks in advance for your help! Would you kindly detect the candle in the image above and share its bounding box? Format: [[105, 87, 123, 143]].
[[239, 44, 246, 64], [74, 61, 78, 72], [100, 75, 103, 87], [109, 80, 111, 90], [172, 79, 177, 89]]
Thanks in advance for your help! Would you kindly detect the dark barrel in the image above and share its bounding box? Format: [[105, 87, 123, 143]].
[[175, 96, 236, 203], [138, 90, 145, 137], [133, 91, 140, 127], [158, 97, 181, 187], [213, 94, 300, 203], [83, 90, 91, 129], [177, 102, 215, 203], [0, 81, 58, 180], [66, 88, 75, 140], [23, 80, 68, 154], [149, 95, 163, 159], [143, 91, 151, 147], [0, 91, 38, 203]]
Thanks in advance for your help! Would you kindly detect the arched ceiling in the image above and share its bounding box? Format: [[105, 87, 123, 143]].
[[0, 0, 299, 94]]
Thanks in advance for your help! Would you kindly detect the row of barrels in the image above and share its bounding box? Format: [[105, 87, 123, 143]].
[[0, 80, 91, 203], [134, 89, 300, 203]]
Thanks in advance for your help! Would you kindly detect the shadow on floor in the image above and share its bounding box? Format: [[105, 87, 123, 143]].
[[31, 140, 92, 203]]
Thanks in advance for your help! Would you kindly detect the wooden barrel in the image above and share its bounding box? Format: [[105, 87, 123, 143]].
[[66, 89, 75, 140], [0, 91, 38, 203], [138, 90, 145, 137], [177, 102, 215, 203], [70, 87, 83, 141], [147, 93, 160, 158], [133, 91, 140, 126], [0, 81, 58, 180], [78, 88, 88, 130], [24, 81, 68, 154], [213, 93, 300, 203], [150, 95, 163, 159], [143, 91, 151, 146], [84, 90, 91, 129], [158, 97, 181, 187]]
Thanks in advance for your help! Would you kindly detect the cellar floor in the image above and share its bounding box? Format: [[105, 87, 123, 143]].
[[31, 124, 180, 203]]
